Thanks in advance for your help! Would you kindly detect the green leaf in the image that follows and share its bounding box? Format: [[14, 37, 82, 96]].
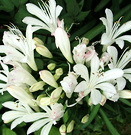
[[11, 0, 28, 7], [99, 108, 120, 135], [78, 0, 85, 11], [49, 126, 60, 135], [119, 98, 131, 107], [1, 125, 17, 135], [76, 11, 90, 22], [0, 0, 14, 12]]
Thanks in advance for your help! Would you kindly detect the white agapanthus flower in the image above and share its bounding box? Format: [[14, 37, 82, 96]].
[[22, 103, 64, 135], [73, 55, 124, 105], [23, 0, 63, 33], [100, 8, 131, 49], [107, 46, 131, 82], [60, 72, 78, 98], [2, 101, 34, 130], [0, 24, 37, 71]]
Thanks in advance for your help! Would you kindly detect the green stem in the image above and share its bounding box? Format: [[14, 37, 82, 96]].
[[99, 108, 120, 135]]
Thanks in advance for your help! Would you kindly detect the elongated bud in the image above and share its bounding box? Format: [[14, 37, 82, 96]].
[[54, 74, 60, 81], [82, 37, 89, 45], [33, 37, 44, 45], [51, 87, 62, 99], [39, 70, 58, 88], [67, 120, 75, 133], [40, 97, 50, 106], [29, 81, 45, 92], [47, 63, 56, 70], [81, 114, 89, 123], [59, 124, 66, 135], [36, 44, 53, 58], [55, 68, 63, 76], [36, 94, 46, 102]]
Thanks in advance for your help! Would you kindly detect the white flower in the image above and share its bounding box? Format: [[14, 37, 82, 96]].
[[0, 24, 37, 71], [23, 0, 63, 33], [100, 8, 131, 49], [22, 103, 64, 135], [2, 101, 34, 130], [60, 72, 78, 98], [53, 20, 73, 63], [107, 46, 131, 82], [7, 85, 39, 111], [73, 55, 124, 105]]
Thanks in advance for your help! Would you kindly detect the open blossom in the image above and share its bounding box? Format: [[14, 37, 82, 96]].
[[23, 0, 63, 33], [0, 24, 37, 71], [60, 72, 78, 98], [22, 103, 64, 135], [100, 8, 131, 49], [73, 55, 123, 105]]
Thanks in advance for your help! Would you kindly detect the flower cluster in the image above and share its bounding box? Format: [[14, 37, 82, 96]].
[[0, 0, 131, 135]]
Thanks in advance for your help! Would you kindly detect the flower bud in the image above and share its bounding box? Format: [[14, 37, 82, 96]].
[[82, 37, 89, 45], [54, 74, 60, 81], [35, 44, 53, 58], [51, 87, 62, 99], [39, 70, 58, 88], [36, 94, 46, 102], [55, 68, 63, 76], [81, 114, 89, 123], [40, 97, 50, 106], [47, 63, 56, 70], [67, 120, 75, 133], [33, 37, 44, 45], [59, 124, 66, 135], [29, 81, 45, 92]]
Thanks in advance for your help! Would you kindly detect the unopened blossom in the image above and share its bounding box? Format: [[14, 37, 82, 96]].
[[39, 70, 58, 88], [100, 8, 131, 49], [22, 103, 64, 135], [60, 72, 78, 98], [107, 46, 131, 82], [59, 124, 66, 135], [7, 85, 39, 111], [74, 55, 123, 105], [0, 24, 37, 71], [73, 43, 87, 64], [23, 0, 63, 33], [2, 101, 34, 130]]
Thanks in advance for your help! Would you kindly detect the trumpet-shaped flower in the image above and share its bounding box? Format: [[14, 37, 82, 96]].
[[23, 0, 63, 33], [22, 103, 64, 135], [0, 24, 37, 71], [2, 101, 34, 130], [74, 55, 124, 105], [60, 72, 78, 98], [100, 8, 131, 49], [107, 46, 131, 82]]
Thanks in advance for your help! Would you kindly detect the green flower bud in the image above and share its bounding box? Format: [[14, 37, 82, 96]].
[[40, 97, 50, 106], [47, 63, 56, 70], [67, 120, 75, 133], [54, 74, 60, 81], [82, 37, 89, 45], [55, 68, 63, 76], [33, 37, 44, 45], [36, 94, 46, 102], [59, 124, 66, 135], [81, 114, 89, 123]]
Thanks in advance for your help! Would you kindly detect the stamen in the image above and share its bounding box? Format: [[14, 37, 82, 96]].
[[75, 36, 81, 44], [92, 41, 100, 46]]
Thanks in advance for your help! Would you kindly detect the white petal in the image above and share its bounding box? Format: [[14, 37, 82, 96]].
[[107, 46, 118, 66], [123, 74, 131, 82], [99, 17, 107, 30], [74, 81, 88, 92], [23, 113, 48, 122], [40, 106, 51, 114], [11, 117, 23, 130], [91, 89, 101, 105], [117, 35, 131, 43], [0, 74, 7, 82], [73, 64, 89, 82], [27, 118, 50, 135], [116, 77, 126, 90], [119, 90, 131, 99], [97, 69, 124, 83], [115, 39, 124, 49], [40, 121, 53, 135], [114, 21, 131, 38], [123, 68, 131, 73], [56, 5, 63, 17], [96, 82, 116, 93]]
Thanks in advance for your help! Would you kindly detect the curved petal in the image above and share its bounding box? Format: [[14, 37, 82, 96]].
[[40, 121, 53, 135], [116, 35, 131, 43], [27, 118, 50, 135], [97, 69, 124, 83], [116, 77, 126, 90], [119, 90, 131, 99], [123, 74, 131, 82], [123, 68, 131, 73], [56, 5, 63, 17], [91, 89, 101, 105], [73, 64, 89, 82], [11, 117, 23, 130], [115, 39, 124, 49], [96, 82, 116, 93], [74, 81, 88, 92]]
